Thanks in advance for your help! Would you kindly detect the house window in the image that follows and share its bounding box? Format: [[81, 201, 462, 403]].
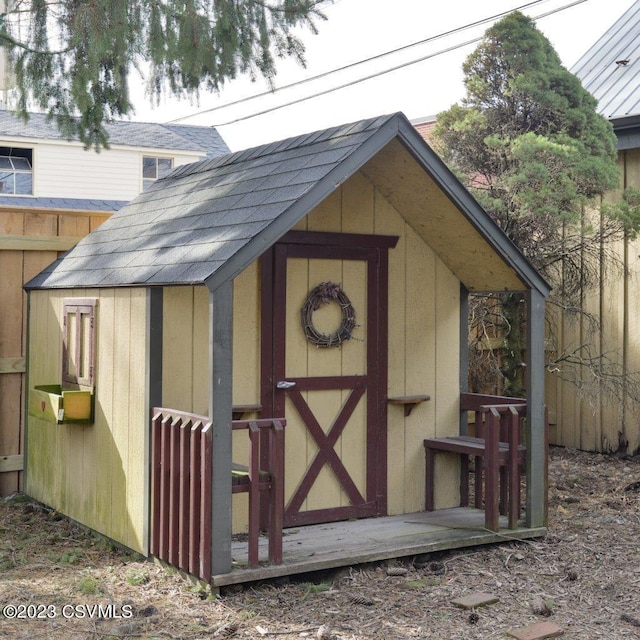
[[0, 147, 33, 195], [143, 156, 174, 190], [62, 298, 97, 389]]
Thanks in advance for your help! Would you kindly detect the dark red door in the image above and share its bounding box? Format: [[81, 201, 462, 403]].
[[262, 231, 394, 527]]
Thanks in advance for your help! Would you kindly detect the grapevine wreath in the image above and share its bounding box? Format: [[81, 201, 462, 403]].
[[301, 282, 356, 348]]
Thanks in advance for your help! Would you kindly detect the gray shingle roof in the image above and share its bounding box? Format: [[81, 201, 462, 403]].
[[0, 196, 126, 212], [24, 112, 550, 296], [572, 0, 640, 120], [0, 110, 230, 156]]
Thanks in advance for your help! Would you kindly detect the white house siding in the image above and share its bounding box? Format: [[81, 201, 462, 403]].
[[0, 137, 204, 200]]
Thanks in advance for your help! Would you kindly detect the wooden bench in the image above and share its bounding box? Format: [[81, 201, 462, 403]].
[[424, 400, 526, 532]]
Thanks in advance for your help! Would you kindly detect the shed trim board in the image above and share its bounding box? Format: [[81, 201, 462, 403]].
[[209, 281, 234, 576], [145, 288, 164, 556], [526, 287, 547, 528], [459, 284, 470, 436]]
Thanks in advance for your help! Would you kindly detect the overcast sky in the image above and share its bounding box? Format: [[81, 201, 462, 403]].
[[130, 0, 634, 151]]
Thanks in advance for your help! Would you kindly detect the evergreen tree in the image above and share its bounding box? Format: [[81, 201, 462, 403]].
[[0, 0, 326, 149], [432, 12, 640, 397]]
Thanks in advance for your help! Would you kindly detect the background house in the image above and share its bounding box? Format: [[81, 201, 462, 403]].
[[23, 112, 549, 585], [548, 0, 640, 454], [0, 110, 229, 495]]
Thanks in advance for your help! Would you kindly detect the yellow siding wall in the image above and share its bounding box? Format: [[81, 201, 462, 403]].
[[297, 173, 461, 513], [549, 148, 640, 454], [162, 267, 261, 533], [26, 288, 149, 553], [162, 170, 462, 529]]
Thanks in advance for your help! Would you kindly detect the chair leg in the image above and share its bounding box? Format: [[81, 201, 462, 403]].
[[425, 446, 435, 511], [508, 466, 520, 529], [247, 484, 260, 568], [268, 479, 284, 565], [499, 467, 508, 516], [268, 422, 285, 565], [459, 455, 469, 507], [474, 456, 483, 509], [484, 461, 500, 532]]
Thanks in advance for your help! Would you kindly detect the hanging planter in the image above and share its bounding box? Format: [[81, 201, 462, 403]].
[[29, 385, 94, 425], [301, 282, 356, 348]]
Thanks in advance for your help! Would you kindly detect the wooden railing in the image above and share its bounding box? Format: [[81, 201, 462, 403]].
[[151, 409, 213, 581], [151, 408, 285, 581]]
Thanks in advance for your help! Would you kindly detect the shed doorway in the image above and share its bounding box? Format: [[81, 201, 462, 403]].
[[261, 232, 396, 527]]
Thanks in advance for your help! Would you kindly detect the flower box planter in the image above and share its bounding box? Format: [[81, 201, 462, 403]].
[[29, 385, 94, 424]]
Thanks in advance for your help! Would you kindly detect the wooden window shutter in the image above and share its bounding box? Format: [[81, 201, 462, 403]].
[[62, 298, 97, 389]]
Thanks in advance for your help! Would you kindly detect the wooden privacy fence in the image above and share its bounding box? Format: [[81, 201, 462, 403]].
[[151, 408, 285, 582]]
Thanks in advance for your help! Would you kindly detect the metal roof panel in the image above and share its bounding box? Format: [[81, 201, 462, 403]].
[[572, 1, 640, 119]]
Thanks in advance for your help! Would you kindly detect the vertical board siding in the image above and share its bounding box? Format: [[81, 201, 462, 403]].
[[26, 288, 149, 553], [162, 269, 262, 534], [550, 149, 640, 454], [302, 171, 460, 515]]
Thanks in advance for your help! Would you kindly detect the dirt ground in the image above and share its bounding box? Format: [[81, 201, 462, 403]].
[[1, 446, 640, 640]]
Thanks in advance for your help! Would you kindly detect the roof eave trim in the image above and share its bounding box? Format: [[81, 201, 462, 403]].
[[203, 115, 401, 292], [395, 118, 551, 297]]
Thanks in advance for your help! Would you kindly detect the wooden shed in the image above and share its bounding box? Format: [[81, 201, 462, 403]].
[[24, 113, 550, 586]]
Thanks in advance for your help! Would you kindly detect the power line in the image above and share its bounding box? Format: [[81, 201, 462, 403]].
[[172, 0, 589, 127], [168, 0, 548, 124]]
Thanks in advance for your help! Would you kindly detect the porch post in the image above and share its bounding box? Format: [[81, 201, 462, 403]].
[[209, 281, 233, 576], [148, 288, 163, 410], [146, 287, 163, 556], [459, 284, 469, 435], [525, 288, 546, 528]]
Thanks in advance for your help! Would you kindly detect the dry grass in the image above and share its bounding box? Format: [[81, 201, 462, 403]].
[[1, 446, 640, 639]]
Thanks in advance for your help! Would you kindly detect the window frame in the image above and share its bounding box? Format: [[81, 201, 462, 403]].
[[142, 155, 174, 190], [0, 146, 33, 196], [62, 298, 97, 389]]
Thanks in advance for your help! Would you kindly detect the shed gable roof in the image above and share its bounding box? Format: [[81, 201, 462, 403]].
[[25, 112, 549, 295]]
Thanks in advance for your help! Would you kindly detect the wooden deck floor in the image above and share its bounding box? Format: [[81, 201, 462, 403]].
[[213, 508, 546, 587]]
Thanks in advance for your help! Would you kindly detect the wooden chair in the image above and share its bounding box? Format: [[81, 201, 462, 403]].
[[231, 418, 285, 568], [424, 398, 526, 532]]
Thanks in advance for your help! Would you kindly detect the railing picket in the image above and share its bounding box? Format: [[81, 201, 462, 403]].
[[151, 412, 162, 557], [269, 420, 285, 564], [200, 422, 212, 583], [188, 421, 203, 578], [167, 417, 182, 566], [159, 414, 172, 559], [178, 419, 191, 572]]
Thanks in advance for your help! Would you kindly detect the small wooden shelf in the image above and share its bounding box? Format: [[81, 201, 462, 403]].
[[232, 404, 262, 420], [387, 395, 431, 417]]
